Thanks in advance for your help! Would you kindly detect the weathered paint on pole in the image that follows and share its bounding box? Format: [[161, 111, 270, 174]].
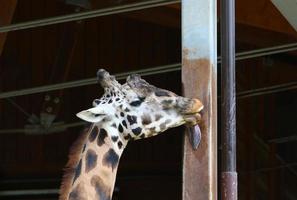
[[220, 0, 237, 199], [182, 0, 217, 199]]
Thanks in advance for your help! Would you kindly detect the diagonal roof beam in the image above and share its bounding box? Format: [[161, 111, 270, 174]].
[[0, 0, 17, 56]]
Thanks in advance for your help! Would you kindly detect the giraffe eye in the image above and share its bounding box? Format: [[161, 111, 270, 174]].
[[130, 97, 145, 107], [130, 100, 142, 107]]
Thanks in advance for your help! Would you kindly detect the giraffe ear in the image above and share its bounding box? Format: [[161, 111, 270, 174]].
[[76, 107, 107, 123]]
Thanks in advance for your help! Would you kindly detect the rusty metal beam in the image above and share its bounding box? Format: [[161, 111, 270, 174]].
[[181, 0, 217, 199]]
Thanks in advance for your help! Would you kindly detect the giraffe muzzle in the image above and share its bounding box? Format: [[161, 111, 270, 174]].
[[97, 69, 118, 88], [183, 98, 203, 150], [179, 98, 204, 116]]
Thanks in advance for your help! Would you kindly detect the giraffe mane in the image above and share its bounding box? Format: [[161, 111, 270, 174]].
[[59, 125, 91, 200]]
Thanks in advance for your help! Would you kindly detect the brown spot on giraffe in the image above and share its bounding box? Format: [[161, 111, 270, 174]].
[[155, 89, 171, 97], [72, 159, 82, 184], [102, 149, 119, 171], [155, 114, 162, 121], [69, 183, 87, 200], [117, 141, 123, 149], [132, 127, 142, 136], [88, 126, 98, 142], [124, 134, 131, 141], [160, 119, 172, 131], [91, 176, 111, 200], [85, 149, 97, 173], [141, 114, 152, 125], [148, 127, 156, 137], [97, 128, 107, 146], [111, 136, 118, 142]]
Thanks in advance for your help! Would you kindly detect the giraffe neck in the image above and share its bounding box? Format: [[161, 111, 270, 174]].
[[59, 124, 127, 200]]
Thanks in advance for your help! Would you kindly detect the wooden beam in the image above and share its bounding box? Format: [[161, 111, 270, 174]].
[[236, 23, 297, 57], [235, 0, 297, 37], [165, 0, 297, 37], [0, 0, 17, 56], [236, 23, 297, 47], [182, 0, 217, 199]]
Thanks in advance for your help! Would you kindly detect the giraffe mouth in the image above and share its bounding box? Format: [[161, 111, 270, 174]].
[[182, 98, 203, 125], [183, 112, 202, 125], [184, 112, 202, 150]]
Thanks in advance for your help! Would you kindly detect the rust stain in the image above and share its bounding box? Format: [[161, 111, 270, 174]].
[[221, 172, 238, 200], [182, 48, 217, 200]]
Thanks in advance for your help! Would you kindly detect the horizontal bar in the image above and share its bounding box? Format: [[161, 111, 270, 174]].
[[0, 189, 59, 196], [1, 43, 297, 99], [0, 0, 180, 33], [268, 135, 297, 144], [237, 81, 297, 99], [0, 174, 180, 196], [0, 121, 86, 134], [0, 63, 181, 99]]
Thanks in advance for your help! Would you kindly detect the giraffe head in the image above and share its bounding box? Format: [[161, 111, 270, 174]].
[[77, 69, 203, 144]]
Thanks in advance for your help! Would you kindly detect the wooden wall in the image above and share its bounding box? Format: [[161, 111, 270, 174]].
[[1, 0, 297, 200], [235, 54, 297, 200]]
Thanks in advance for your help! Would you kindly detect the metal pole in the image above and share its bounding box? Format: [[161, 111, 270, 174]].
[[220, 0, 237, 199], [182, 0, 217, 199]]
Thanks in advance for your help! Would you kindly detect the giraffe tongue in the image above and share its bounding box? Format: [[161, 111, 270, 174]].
[[187, 124, 201, 150]]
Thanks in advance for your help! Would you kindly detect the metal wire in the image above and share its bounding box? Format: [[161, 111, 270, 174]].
[[0, 0, 181, 33], [1, 43, 297, 99]]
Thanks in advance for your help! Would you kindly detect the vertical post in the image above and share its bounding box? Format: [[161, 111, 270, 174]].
[[220, 0, 237, 200], [182, 0, 217, 200]]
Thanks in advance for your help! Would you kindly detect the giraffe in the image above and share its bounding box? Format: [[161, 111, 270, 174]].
[[59, 69, 204, 200]]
